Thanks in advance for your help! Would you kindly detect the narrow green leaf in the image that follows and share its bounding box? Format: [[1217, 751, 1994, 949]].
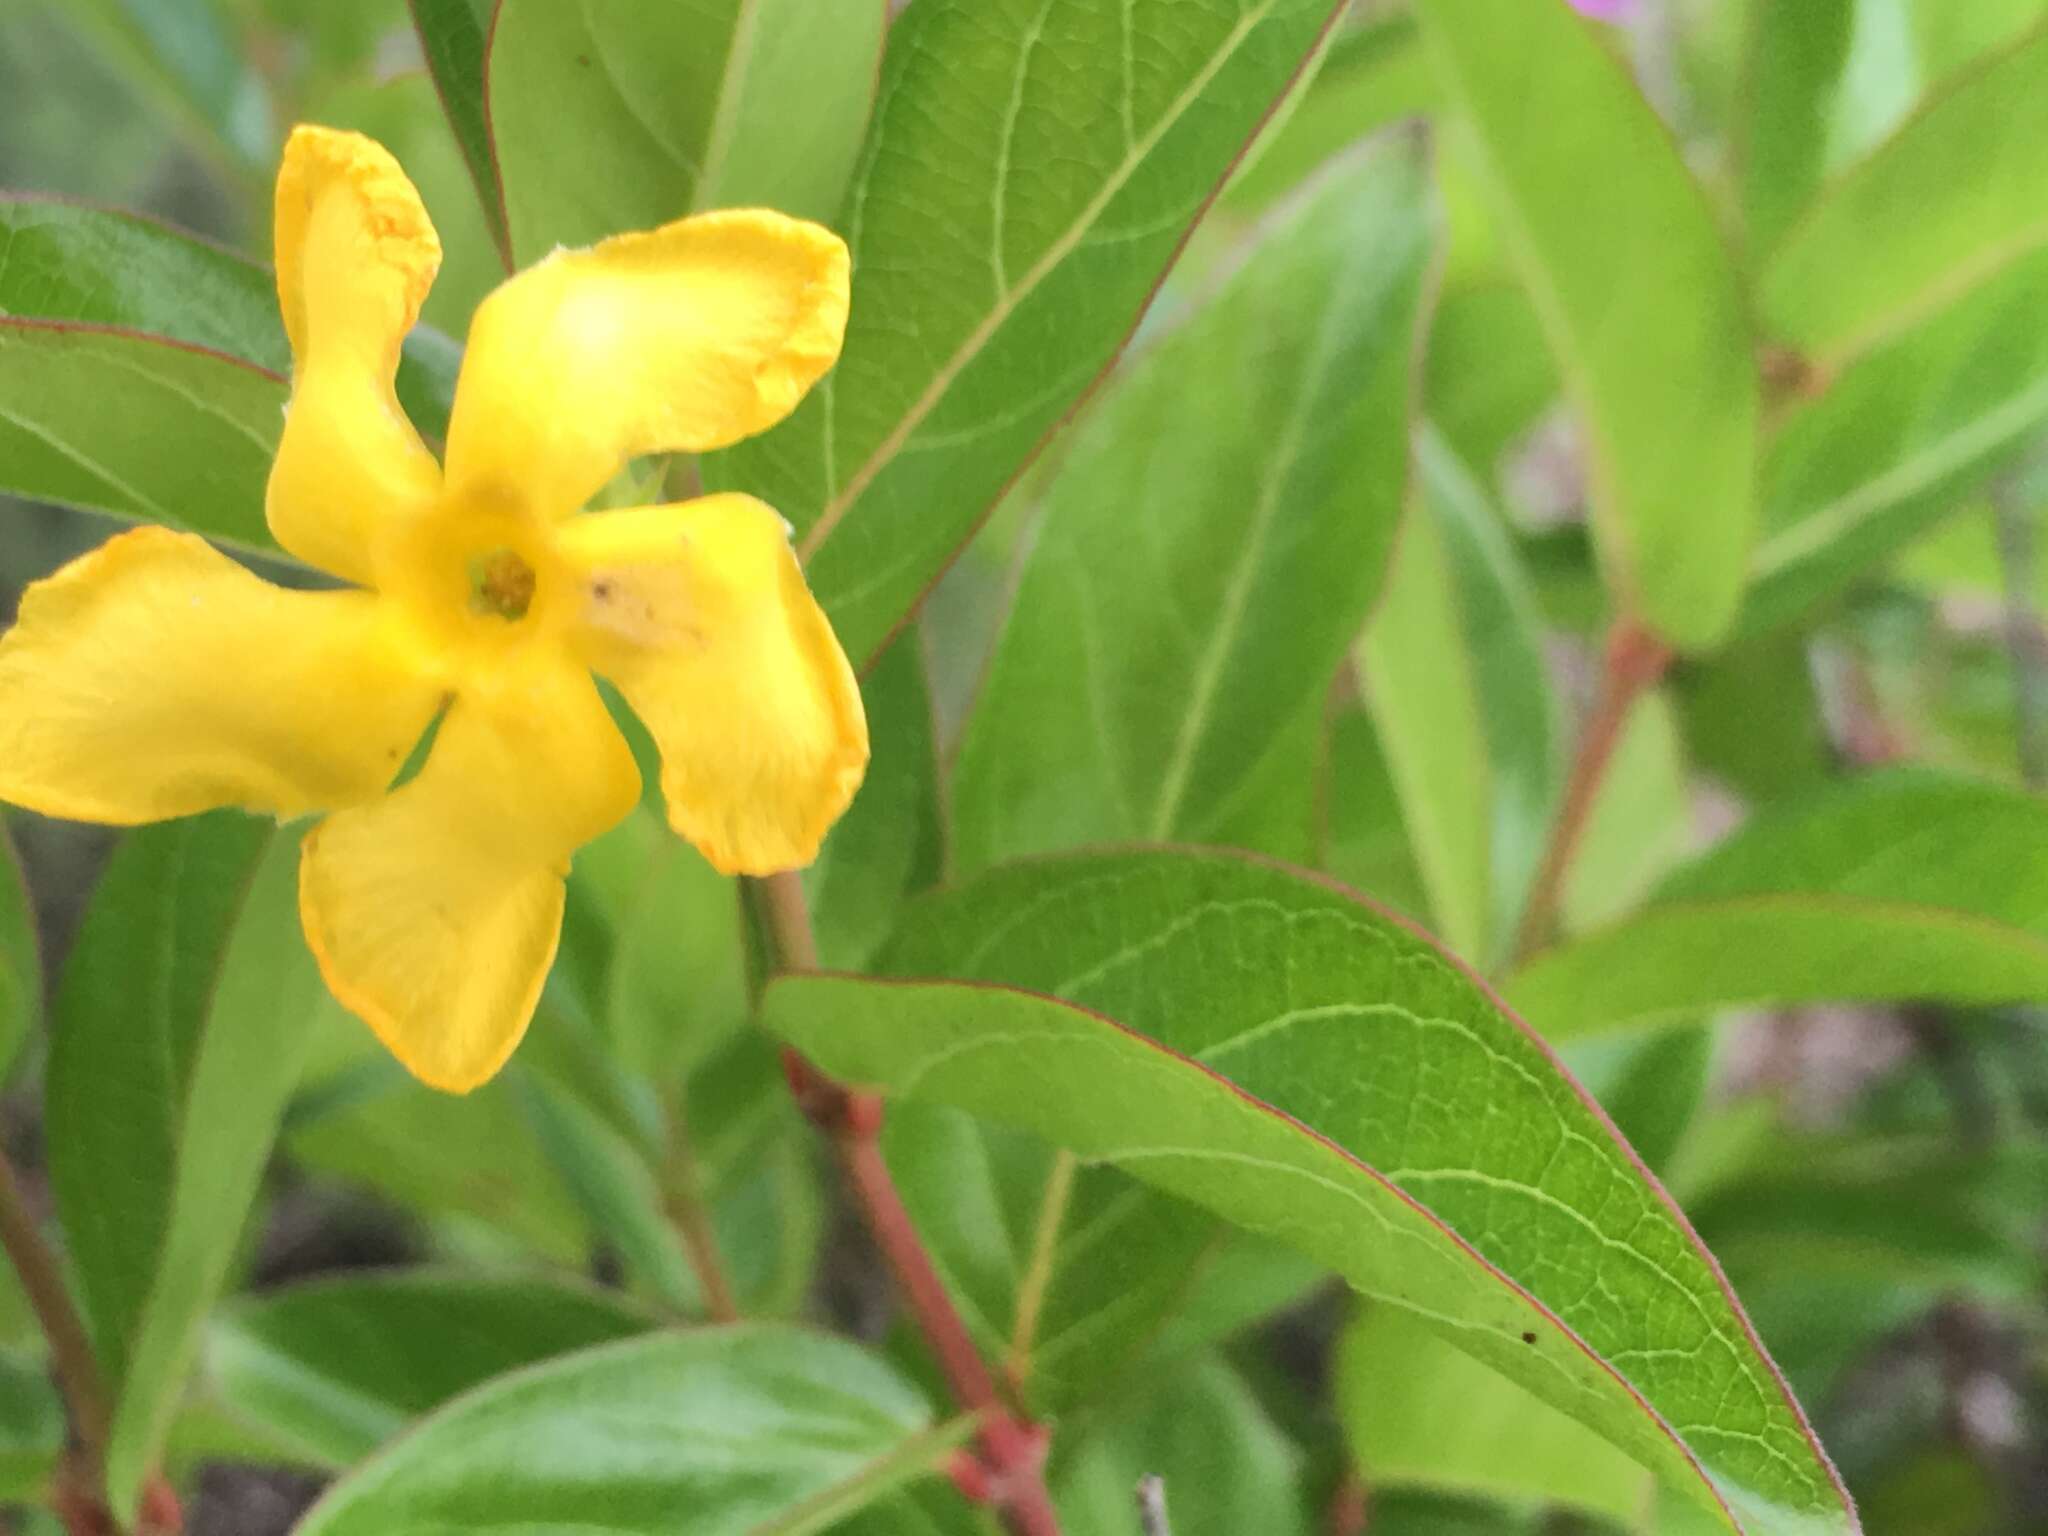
[[1762, 20, 2048, 368], [294, 1328, 968, 1536], [1358, 460, 1494, 962], [207, 1271, 653, 1467], [0, 1353, 63, 1504], [952, 137, 1433, 870], [1510, 768, 2048, 1043], [1561, 688, 1690, 932], [0, 822, 38, 1082], [807, 629, 944, 970], [769, 851, 1855, 1534], [1408, 0, 1757, 649], [47, 817, 327, 1516], [488, 0, 885, 260], [1423, 281, 1557, 484], [407, 0, 512, 268], [1739, 0, 1857, 256], [1339, 1305, 1649, 1523], [1746, 244, 2048, 632], [712, 0, 1349, 667], [1053, 1354, 1311, 1536]]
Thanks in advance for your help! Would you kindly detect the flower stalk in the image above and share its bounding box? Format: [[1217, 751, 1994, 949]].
[[750, 871, 1064, 1536], [1511, 616, 1673, 963]]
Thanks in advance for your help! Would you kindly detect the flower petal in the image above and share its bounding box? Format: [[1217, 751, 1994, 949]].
[[446, 210, 848, 519], [0, 528, 440, 825], [559, 494, 867, 875], [269, 125, 444, 583], [299, 657, 639, 1092]]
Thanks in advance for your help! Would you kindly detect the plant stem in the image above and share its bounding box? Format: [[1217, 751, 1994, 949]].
[[0, 1143, 109, 1465], [1135, 1475, 1173, 1536], [658, 1101, 741, 1325], [1511, 617, 1672, 963], [749, 871, 1063, 1536]]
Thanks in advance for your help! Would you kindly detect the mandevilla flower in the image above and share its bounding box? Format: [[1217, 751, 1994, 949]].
[[0, 127, 868, 1092]]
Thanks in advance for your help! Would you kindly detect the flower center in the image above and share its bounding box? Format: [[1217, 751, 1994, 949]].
[[468, 548, 537, 621]]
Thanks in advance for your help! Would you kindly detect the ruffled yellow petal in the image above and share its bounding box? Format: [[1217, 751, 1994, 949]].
[[558, 494, 867, 875], [445, 210, 848, 519], [299, 656, 639, 1092], [269, 124, 444, 583], [0, 528, 440, 825]]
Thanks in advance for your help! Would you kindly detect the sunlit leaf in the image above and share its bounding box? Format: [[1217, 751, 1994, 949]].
[[1407, 0, 1757, 649], [952, 136, 1433, 869], [712, 0, 1350, 667], [1511, 768, 2048, 1042], [768, 850, 1855, 1534]]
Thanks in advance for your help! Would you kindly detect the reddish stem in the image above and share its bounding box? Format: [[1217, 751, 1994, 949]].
[[753, 873, 1063, 1536], [1511, 616, 1673, 962]]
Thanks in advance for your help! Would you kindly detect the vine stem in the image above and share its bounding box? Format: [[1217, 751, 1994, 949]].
[[749, 872, 1063, 1536], [1511, 616, 1673, 963], [0, 1141, 151, 1534]]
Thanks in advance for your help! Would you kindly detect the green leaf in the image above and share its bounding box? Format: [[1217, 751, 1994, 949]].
[[1356, 429, 1555, 965], [1560, 688, 1690, 932], [1510, 768, 2048, 1043], [1738, 0, 1857, 255], [45, 816, 327, 1517], [0, 821, 39, 1083], [1746, 243, 2048, 631], [206, 1270, 654, 1467], [807, 629, 944, 970], [1423, 281, 1557, 484], [1761, 20, 2048, 369], [407, 0, 512, 268], [712, 0, 1348, 667], [0, 1352, 63, 1505], [1407, 0, 1758, 649], [487, 0, 885, 261], [0, 198, 461, 440], [767, 850, 1855, 1534], [1052, 1354, 1310, 1536], [1338, 1305, 1649, 1524], [295, 1327, 969, 1536], [951, 137, 1433, 870], [0, 323, 282, 556]]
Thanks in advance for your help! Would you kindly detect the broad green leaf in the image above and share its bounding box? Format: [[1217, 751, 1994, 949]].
[[1511, 768, 2048, 1043], [1739, 0, 1857, 256], [712, 0, 1349, 667], [46, 817, 327, 1517], [1338, 1305, 1649, 1524], [0, 196, 462, 439], [1408, 0, 1758, 649], [1052, 1354, 1310, 1536], [769, 851, 1855, 1534], [488, 0, 885, 260], [952, 137, 1433, 870], [0, 822, 38, 1082], [807, 629, 943, 970], [295, 1327, 969, 1536], [407, 0, 512, 267], [1762, 20, 2048, 368], [207, 1271, 653, 1466], [1745, 244, 2048, 631], [0, 324, 281, 555]]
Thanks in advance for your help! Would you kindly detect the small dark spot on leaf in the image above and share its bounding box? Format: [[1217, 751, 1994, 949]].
[[576, 53, 591, 66], [1521, 1331, 1537, 1345]]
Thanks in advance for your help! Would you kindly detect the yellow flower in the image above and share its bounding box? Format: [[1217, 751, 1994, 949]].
[[0, 127, 867, 1092]]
